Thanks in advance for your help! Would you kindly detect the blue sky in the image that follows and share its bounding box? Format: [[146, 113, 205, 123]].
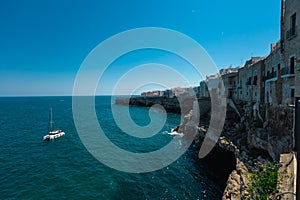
[[0, 0, 281, 96]]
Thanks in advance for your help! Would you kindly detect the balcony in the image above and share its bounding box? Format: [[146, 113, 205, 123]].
[[267, 72, 277, 79], [286, 26, 297, 40], [228, 84, 237, 89], [281, 67, 295, 78], [264, 72, 277, 82]]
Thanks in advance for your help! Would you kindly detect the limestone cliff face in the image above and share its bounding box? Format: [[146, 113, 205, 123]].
[[178, 100, 296, 199], [245, 104, 294, 162], [115, 96, 296, 199]]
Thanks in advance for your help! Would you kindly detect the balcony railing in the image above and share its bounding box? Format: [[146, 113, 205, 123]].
[[228, 84, 236, 89], [286, 26, 297, 40], [263, 72, 277, 81], [281, 67, 295, 76]]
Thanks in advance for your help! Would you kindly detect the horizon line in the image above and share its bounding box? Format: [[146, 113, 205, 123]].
[[0, 94, 141, 98]]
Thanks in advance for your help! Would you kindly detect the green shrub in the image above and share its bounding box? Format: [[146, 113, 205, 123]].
[[247, 162, 279, 200]]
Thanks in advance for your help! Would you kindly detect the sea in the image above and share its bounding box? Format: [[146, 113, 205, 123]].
[[0, 96, 222, 199]]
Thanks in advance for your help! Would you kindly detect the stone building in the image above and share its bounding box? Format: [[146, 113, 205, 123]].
[[199, 80, 209, 98], [221, 71, 238, 99], [263, 42, 282, 105], [141, 90, 164, 97], [219, 66, 239, 75], [250, 59, 264, 103], [193, 86, 200, 97], [163, 90, 174, 98], [281, 0, 300, 104], [237, 66, 248, 101], [237, 57, 264, 102], [205, 74, 224, 98]]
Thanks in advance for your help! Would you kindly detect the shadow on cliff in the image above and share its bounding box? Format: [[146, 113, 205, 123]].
[[197, 146, 236, 190]]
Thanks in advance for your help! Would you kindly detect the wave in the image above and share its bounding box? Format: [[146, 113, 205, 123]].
[[167, 129, 184, 137]]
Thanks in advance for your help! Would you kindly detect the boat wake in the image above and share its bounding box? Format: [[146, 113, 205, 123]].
[[166, 129, 184, 137]]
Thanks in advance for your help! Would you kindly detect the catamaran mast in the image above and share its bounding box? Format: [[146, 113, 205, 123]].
[[49, 107, 53, 131]]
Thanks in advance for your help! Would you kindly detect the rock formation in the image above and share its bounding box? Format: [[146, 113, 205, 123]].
[[177, 100, 296, 199], [115, 96, 211, 116], [115, 96, 296, 199]]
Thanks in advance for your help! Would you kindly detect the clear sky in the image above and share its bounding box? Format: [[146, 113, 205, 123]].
[[0, 0, 281, 96]]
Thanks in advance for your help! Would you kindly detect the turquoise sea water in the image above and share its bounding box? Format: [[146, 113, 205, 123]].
[[0, 96, 221, 199]]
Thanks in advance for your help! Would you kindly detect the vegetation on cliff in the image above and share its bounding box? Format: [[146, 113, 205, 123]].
[[246, 162, 279, 200]]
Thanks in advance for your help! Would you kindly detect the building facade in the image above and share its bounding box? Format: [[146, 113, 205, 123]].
[[281, 0, 300, 104], [263, 43, 282, 105], [199, 80, 209, 98], [221, 71, 238, 99], [250, 60, 264, 103]]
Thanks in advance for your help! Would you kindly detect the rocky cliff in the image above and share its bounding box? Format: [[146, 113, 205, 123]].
[[115, 96, 211, 116], [178, 100, 296, 199], [115, 96, 296, 199]]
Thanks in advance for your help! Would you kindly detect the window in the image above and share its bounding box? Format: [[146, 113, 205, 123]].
[[287, 13, 297, 39], [291, 13, 296, 32], [247, 77, 252, 85], [290, 56, 295, 74], [271, 67, 277, 77], [291, 88, 295, 98], [267, 70, 270, 78], [253, 75, 258, 85]]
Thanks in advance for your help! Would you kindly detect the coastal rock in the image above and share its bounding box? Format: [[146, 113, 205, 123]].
[[222, 159, 250, 200], [277, 153, 297, 200], [223, 170, 241, 200], [115, 96, 211, 115], [176, 100, 297, 199], [266, 106, 294, 161]]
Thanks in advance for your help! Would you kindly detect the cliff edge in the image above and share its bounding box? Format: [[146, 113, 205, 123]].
[[178, 100, 296, 199]]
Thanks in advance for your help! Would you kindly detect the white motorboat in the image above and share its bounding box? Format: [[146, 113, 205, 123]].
[[43, 108, 65, 141]]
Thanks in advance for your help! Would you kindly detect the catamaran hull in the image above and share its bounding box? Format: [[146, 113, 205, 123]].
[[43, 132, 65, 141]]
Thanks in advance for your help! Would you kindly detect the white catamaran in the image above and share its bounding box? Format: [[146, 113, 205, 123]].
[[43, 108, 65, 141]]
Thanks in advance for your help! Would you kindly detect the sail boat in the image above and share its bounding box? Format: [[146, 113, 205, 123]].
[[43, 108, 65, 141]]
